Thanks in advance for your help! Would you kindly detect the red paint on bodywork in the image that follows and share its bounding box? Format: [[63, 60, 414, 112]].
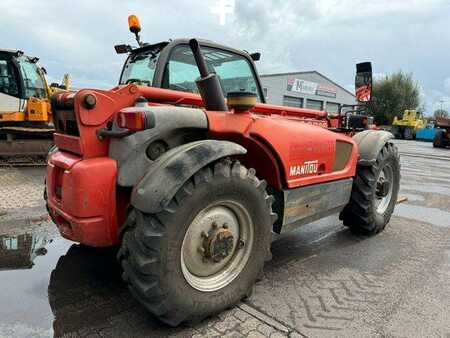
[[206, 111, 358, 189], [47, 153, 119, 246], [53, 133, 82, 155], [137, 86, 328, 119], [48, 84, 357, 247]]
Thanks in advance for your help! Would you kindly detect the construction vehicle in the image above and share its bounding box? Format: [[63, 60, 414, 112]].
[[391, 109, 425, 140], [0, 233, 49, 270], [0, 49, 70, 160], [45, 16, 400, 326], [433, 117, 450, 148]]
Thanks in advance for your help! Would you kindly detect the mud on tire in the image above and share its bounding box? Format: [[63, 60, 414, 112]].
[[117, 159, 276, 326], [342, 142, 400, 235]]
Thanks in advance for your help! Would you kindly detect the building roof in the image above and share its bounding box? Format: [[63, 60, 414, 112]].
[[260, 70, 355, 98]]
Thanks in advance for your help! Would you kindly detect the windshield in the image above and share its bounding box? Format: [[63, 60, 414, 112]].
[[120, 49, 161, 86], [17, 57, 47, 99], [164, 45, 260, 101]]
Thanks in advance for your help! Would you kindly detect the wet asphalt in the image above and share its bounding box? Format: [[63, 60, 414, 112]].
[[0, 140, 449, 337]]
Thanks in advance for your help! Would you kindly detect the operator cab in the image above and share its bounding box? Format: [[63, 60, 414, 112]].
[[116, 17, 265, 103], [118, 40, 265, 103], [0, 50, 47, 101]]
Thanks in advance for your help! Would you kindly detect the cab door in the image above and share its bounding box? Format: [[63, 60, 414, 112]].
[[0, 57, 22, 114]]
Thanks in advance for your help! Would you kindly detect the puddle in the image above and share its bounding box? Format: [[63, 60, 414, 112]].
[[0, 231, 127, 337], [0, 233, 71, 337], [394, 204, 450, 228], [0, 229, 169, 338]]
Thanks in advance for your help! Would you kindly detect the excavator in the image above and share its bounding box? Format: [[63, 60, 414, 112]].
[[0, 49, 70, 164]]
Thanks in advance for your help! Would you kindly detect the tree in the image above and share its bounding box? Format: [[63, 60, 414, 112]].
[[367, 71, 420, 125], [434, 109, 449, 119]]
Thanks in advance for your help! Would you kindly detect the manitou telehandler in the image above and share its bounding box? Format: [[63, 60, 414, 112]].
[[45, 16, 400, 326]]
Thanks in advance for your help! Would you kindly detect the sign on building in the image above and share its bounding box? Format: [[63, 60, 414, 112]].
[[287, 78, 317, 95], [287, 77, 337, 98], [316, 84, 337, 98]]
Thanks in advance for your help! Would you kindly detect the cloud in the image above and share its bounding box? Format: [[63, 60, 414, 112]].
[[1, 0, 449, 104], [444, 78, 450, 94]]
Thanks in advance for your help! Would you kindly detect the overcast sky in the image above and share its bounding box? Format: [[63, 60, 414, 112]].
[[1, 0, 450, 114]]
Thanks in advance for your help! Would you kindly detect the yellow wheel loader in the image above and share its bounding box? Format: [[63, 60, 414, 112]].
[[391, 109, 425, 140], [0, 49, 70, 162]]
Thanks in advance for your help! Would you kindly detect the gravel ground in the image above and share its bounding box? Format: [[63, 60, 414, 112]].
[[0, 140, 449, 338]]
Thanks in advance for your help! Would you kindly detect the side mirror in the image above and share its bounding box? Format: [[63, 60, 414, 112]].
[[250, 52, 261, 61], [355, 62, 372, 102], [114, 44, 132, 54]]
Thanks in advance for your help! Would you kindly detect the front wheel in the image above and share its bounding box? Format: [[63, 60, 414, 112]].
[[404, 127, 414, 140], [342, 143, 400, 235], [118, 159, 276, 326]]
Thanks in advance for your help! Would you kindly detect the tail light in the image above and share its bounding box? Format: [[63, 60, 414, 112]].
[[54, 167, 65, 200], [118, 111, 146, 131]]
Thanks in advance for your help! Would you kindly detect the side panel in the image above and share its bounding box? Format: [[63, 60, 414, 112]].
[[207, 111, 358, 189], [278, 178, 353, 234], [0, 92, 21, 114], [46, 151, 118, 247]]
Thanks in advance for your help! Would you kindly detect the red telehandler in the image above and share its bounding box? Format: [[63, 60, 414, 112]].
[[45, 16, 400, 325]]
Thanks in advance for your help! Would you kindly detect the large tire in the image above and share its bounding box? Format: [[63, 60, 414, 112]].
[[117, 159, 276, 326], [433, 130, 445, 148], [342, 142, 400, 235], [404, 127, 414, 140]]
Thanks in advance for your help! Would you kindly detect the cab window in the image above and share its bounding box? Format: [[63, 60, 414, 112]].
[[163, 45, 261, 101], [0, 59, 19, 97], [17, 58, 47, 99], [120, 51, 159, 86]]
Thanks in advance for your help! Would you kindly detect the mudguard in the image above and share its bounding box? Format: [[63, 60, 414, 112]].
[[131, 140, 247, 213], [353, 130, 394, 166]]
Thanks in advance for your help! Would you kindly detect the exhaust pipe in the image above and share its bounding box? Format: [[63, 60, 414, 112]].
[[189, 39, 228, 111]]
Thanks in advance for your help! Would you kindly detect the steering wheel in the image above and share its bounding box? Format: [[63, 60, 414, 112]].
[[125, 78, 151, 86]]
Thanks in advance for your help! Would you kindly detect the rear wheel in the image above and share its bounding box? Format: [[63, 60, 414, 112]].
[[118, 159, 276, 326], [342, 143, 400, 235], [404, 127, 414, 140]]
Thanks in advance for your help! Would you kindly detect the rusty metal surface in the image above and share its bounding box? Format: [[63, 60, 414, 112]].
[[0, 126, 54, 134], [0, 139, 53, 157]]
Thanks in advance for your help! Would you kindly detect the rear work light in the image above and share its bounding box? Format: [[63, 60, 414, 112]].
[[118, 111, 146, 131]]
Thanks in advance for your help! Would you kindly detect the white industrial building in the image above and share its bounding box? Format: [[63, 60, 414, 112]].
[[260, 71, 356, 113]]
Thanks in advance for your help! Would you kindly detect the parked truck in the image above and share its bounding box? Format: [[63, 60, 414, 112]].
[[433, 117, 450, 148]]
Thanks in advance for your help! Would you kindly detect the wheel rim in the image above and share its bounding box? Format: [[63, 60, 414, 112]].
[[375, 164, 394, 214], [180, 200, 254, 292]]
